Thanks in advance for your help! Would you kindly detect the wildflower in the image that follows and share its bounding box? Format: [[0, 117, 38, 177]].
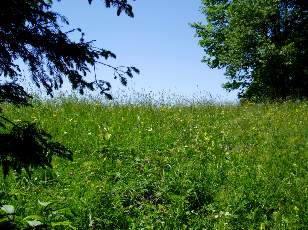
[[104, 133, 111, 140], [224, 211, 231, 216]]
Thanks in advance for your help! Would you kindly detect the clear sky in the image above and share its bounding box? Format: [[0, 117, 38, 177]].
[[52, 0, 238, 102]]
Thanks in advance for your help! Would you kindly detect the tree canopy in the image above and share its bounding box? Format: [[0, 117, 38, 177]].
[[0, 0, 138, 176], [192, 0, 307, 101]]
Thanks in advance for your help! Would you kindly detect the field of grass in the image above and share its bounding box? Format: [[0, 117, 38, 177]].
[[0, 98, 307, 229]]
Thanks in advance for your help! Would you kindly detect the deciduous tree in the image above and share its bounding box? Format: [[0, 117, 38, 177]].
[[192, 0, 307, 101]]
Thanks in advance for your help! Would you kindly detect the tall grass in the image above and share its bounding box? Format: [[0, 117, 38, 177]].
[[1, 96, 307, 229]]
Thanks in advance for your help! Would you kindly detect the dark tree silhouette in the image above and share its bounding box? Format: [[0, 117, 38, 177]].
[[0, 0, 139, 177]]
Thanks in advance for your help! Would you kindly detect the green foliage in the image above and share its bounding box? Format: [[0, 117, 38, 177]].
[[1, 97, 307, 229], [0, 201, 76, 229], [192, 0, 308, 101]]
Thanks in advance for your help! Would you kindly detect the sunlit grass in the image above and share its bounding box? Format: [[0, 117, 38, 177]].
[[1, 96, 307, 229]]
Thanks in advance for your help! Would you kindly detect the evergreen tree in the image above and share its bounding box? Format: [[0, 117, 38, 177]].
[[0, 0, 138, 176]]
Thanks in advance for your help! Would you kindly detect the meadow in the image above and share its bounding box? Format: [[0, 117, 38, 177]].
[[0, 97, 307, 229]]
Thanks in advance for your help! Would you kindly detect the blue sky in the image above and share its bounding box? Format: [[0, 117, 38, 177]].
[[52, 0, 238, 102]]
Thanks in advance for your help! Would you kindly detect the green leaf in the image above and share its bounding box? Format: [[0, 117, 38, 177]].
[[1, 205, 14, 214], [23, 215, 43, 221], [0, 217, 9, 223], [38, 200, 52, 207], [27, 220, 43, 227]]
